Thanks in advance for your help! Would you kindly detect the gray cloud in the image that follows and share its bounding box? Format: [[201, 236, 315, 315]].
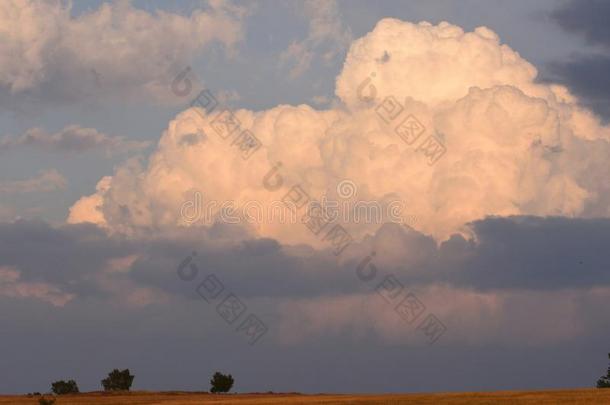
[[329, 217, 610, 292], [0, 125, 150, 155], [1, 216, 610, 394], [0, 170, 66, 194], [1, 217, 610, 393], [0, 220, 129, 293], [3, 216, 610, 304], [439, 216, 610, 290], [547, 0, 610, 120], [543, 54, 610, 120], [551, 0, 610, 48]]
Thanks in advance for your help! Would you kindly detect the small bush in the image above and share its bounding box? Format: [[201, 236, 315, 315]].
[[101, 368, 134, 391], [210, 371, 234, 393], [51, 379, 79, 395], [598, 376, 610, 388], [38, 396, 56, 405], [598, 353, 610, 388]]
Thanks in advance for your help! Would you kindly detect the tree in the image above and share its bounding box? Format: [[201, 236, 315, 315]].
[[597, 353, 610, 388], [210, 371, 234, 393], [51, 379, 79, 395], [101, 368, 134, 391]]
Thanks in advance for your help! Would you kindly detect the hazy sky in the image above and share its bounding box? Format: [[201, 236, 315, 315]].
[[1, 0, 610, 395]]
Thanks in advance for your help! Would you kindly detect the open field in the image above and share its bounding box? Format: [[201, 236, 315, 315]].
[[3, 389, 610, 404]]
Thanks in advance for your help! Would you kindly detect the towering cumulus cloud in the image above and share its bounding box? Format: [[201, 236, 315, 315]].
[[69, 19, 610, 243]]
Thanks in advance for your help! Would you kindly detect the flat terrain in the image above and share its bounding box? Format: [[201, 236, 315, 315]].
[[4, 389, 610, 404]]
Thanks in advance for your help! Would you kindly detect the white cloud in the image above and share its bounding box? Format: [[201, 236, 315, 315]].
[[67, 176, 111, 226], [0, 0, 247, 104], [68, 19, 610, 242], [336, 21, 542, 108]]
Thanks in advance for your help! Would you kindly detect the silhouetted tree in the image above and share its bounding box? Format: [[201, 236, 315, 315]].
[[210, 371, 234, 393], [597, 353, 610, 388], [101, 368, 134, 391], [51, 379, 79, 395]]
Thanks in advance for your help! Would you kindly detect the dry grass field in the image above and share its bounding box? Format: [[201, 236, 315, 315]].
[[2, 389, 610, 405]]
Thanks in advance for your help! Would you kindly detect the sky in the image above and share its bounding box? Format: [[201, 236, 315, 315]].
[[1, 0, 610, 395]]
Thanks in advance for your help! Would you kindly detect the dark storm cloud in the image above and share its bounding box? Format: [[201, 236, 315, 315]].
[[2, 216, 610, 306], [331, 217, 610, 291], [2, 217, 610, 393], [546, 0, 610, 120], [0, 220, 354, 302], [0, 220, 133, 297], [551, 0, 610, 48], [131, 234, 361, 300], [543, 54, 610, 120], [442, 216, 610, 290]]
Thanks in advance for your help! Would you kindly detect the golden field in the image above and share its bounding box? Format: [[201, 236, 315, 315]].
[[3, 389, 610, 404]]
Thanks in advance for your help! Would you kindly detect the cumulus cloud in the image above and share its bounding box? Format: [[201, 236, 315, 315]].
[[0, 0, 246, 106], [3, 15, 610, 395], [69, 19, 610, 243], [0, 125, 150, 155], [0, 169, 66, 193]]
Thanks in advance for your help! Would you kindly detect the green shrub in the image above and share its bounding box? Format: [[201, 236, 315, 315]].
[[598, 376, 610, 388], [210, 371, 234, 393], [101, 368, 134, 391], [597, 353, 610, 388], [51, 379, 79, 395]]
